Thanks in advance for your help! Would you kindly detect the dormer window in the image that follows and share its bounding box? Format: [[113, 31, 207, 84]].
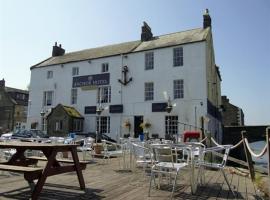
[[102, 63, 109, 72]]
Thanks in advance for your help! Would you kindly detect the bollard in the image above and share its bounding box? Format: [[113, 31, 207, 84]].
[[241, 130, 255, 182]]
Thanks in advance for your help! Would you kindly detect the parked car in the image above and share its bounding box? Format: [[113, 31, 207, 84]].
[[11, 129, 48, 139]]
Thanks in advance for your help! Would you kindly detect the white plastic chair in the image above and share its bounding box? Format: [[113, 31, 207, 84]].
[[101, 140, 124, 167], [78, 137, 95, 161], [148, 144, 188, 199], [197, 145, 235, 197]]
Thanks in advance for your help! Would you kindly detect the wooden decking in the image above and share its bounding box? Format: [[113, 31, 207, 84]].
[[0, 155, 265, 200]]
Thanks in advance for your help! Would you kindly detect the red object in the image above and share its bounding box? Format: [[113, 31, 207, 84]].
[[183, 131, 200, 142]]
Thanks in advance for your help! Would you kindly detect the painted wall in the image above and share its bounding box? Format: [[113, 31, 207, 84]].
[[27, 41, 215, 140]]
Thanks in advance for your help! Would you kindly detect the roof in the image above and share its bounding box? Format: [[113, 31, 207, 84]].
[[5, 87, 29, 94], [62, 105, 84, 118], [31, 27, 210, 69]]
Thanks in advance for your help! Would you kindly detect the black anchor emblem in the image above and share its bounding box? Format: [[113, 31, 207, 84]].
[[118, 65, 133, 86]]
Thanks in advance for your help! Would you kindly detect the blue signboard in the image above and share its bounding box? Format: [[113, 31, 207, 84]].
[[73, 73, 110, 88]]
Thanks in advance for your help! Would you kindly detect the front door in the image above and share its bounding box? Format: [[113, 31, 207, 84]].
[[134, 116, 143, 138]]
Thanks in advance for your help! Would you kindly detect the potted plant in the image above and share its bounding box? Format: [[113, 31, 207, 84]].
[[123, 119, 131, 137], [139, 120, 151, 140]]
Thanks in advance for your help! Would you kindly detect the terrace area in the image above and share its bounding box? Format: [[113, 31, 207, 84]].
[[0, 154, 264, 200]]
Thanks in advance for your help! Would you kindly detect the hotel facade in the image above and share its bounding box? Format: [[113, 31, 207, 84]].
[[27, 11, 223, 141]]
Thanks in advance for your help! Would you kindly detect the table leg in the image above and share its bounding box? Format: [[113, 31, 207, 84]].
[[31, 149, 57, 200], [71, 147, 85, 189]]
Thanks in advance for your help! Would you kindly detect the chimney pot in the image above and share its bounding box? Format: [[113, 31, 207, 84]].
[[141, 21, 153, 41], [52, 42, 65, 57], [203, 8, 212, 29], [0, 79, 5, 88]]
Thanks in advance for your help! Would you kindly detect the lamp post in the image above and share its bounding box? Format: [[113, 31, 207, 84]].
[[40, 109, 45, 132], [96, 105, 104, 143]]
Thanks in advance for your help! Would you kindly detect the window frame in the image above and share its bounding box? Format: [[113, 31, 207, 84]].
[[72, 67, 79, 76], [43, 91, 53, 106], [173, 79, 184, 99], [97, 86, 111, 103], [145, 52, 154, 70], [173, 47, 183, 67], [47, 71, 53, 79], [101, 63, 109, 73], [55, 120, 63, 131], [73, 119, 82, 131], [96, 116, 110, 134], [71, 88, 78, 104], [144, 82, 154, 101], [165, 115, 178, 135]]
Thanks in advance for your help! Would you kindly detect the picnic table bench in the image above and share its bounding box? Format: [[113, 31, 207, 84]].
[[0, 141, 86, 200]]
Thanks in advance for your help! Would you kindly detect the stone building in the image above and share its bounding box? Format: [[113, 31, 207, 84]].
[[46, 104, 84, 136], [0, 79, 29, 133], [221, 95, 244, 126]]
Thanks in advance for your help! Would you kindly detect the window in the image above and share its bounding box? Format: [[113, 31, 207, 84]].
[[55, 120, 63, 131], [73, 119, 82, 131], [47, 71, 53, 79], [96, 116, 110, 134], [72, 67, 79, 76], [71, 88, 77, 104], [174, 79, 184, 99], [43, 91, 53, 106], [97, 86, 111, 103], [173, 47, 183, 67], [165, 116, 178, 135], [145, 52, 154, 70], [101, 63, 109, 72], [144, 82, 154, 101]]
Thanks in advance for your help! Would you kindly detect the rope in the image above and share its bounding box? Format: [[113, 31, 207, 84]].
[[200, 137, 208, 143], [244, 138, 268, 158], [210, 137, 243, 149]]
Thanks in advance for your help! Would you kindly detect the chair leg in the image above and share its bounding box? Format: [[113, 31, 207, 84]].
[[170, 171, 179, 200], [221, 169, 235, 197], [148, 170, 153, 197]]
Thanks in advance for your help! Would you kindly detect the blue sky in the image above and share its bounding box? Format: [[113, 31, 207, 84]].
[[1, 0, 269, 125]]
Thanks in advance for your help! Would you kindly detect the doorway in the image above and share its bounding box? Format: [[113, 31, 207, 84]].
[[134, 116, 143, 138]]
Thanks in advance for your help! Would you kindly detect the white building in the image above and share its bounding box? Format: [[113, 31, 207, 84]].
[[27, 10, 223, 141]]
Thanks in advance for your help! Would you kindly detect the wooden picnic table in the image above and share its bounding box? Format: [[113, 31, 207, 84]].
[[0, 140, 86, 200]]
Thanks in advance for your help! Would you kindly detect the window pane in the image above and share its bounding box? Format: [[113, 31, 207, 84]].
[[71, 88, 77, 104], [102, 63, 109, 72], [165, 116, 178, 135], [97, 86, 111, 103], [72, 67, 79, 76], [145, 52, 154, 70], [174, 79, 184, 99], [173, 47, 183, 67], [96, 116, 110, 134], [144, 82, 154, 101], [47, 71, 53, 79]]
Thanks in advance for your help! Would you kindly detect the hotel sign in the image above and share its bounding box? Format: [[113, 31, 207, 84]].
[[73, 73, 110, 88]]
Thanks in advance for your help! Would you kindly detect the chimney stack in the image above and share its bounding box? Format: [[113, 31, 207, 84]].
[[203, 9, 212, 29], [52, 42, 65, 57], [0, 79, 5, 88], [141, 21, 153, 41]]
